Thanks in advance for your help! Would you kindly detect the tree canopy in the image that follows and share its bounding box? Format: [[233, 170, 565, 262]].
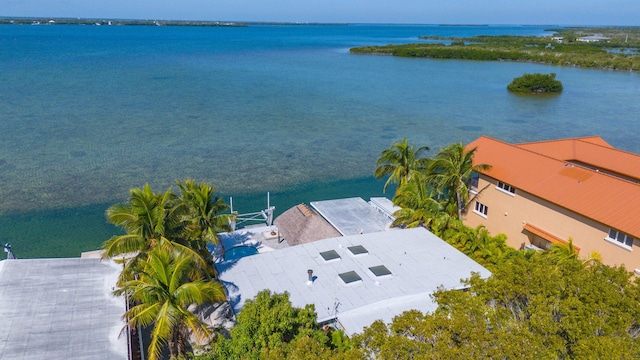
[[507, 73, 563, 94], [105, 180, 232, 359], [374, 137, 430, 193], [353, 255, 640, 359], [199, 290, 357, 360], [114, 246, 226, 360]]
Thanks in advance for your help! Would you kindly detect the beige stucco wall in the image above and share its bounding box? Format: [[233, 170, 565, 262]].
[[463, 175, 640, 271]]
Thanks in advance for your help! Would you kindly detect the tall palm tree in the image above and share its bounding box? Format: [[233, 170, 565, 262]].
[[114, 246, 227, 360], [374, 137, 430, 193], [176, 179, 233, 261], [101, 183, 209, 282], [428, 143, 491, 220], [391, 174, 443, 229]]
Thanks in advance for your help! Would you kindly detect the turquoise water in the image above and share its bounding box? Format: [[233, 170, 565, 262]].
[[0, 24, 638, 258], [223, 245, 259, 261]]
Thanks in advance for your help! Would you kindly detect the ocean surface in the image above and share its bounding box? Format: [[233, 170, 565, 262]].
[[0, 24, 638, 258]]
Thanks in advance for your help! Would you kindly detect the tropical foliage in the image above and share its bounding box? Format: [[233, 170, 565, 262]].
[[508, 72, 563, 94], [351, 31, 640, 72], [191, 253, 640, 359], [102, 180, 232, 281], [104, 180, 232, 359], [353, 254, 640, 359], [391, 173, 443, 229], [375, 140, 489, 224], [197, 290, 357, 360], [373, 137, 430, 193], [114, 246, 227, 360], [427, 143, 491, 219]]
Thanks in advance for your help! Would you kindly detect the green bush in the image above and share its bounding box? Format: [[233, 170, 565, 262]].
[[507, 73, 563, 94]]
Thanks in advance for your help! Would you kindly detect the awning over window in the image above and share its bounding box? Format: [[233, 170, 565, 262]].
[[523, 223, 580, 253]]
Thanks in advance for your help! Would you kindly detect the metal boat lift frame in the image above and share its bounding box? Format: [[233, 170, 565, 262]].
[[229, 192, 275, 231]]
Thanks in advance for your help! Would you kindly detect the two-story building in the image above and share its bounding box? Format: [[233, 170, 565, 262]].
[[464, 136, 640, 272]]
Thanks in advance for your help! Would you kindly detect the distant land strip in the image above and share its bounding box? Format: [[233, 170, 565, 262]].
[[0, 17, 247, 26], [351, 27, 640, 72], [0, 17, 351, 27]]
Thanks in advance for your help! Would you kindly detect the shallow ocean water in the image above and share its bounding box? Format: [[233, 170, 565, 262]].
[[0, 24, 638, 258]]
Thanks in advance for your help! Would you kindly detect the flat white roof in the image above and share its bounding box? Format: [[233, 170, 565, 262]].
[[218, 227, 491, 335], [369, 197, 401, 219], [0, 258, 127, 360], [310, 197, 393, 235]]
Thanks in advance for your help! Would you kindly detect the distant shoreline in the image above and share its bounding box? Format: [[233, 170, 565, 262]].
[[0, 17, 247, 27], [0, 17, 354, 27]]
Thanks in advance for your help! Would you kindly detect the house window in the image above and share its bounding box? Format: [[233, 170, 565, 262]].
[[470, 172, 480, 192], [497, 181, 516, 195], [607, 229, 634, 248], [474, 201, 488, 217]]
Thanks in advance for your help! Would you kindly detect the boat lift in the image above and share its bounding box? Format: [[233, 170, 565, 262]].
[[4, 243, 16, 260], [229, 192, 275, 231]]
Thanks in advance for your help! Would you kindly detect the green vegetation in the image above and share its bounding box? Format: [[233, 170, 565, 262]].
[[114, 246, 227, 360], [508, 73, 563, 94], [351, 28, 640, 72], [353, 255, 640, 359], [373, 137, 430, 193], [198, 290, 357, 359], [107, 161, 640, 359], [103, 180, 233, 360]]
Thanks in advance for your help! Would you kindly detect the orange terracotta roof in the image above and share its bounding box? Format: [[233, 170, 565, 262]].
[[467, 136, 640, 239], [516, 137, 640, 181]]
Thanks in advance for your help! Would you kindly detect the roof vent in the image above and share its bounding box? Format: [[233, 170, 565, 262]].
[[339, 271, 362, 285], [320, 250, 341, 261], [347, 245, 368, 255], [369, 265, 392, 277]]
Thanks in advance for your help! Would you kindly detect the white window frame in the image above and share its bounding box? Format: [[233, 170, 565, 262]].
[[473, 201, 488, 218], [496, 181, 516, 196], [605, 228, 634, 251]]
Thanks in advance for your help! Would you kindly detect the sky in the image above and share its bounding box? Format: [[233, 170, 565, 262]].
[[2, 0, 639, 26]]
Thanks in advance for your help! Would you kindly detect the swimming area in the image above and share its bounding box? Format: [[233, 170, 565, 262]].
[[0, 24, 638, 258]]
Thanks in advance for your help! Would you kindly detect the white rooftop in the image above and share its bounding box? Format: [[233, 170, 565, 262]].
[[218, 227, 491, 335], [310, 197, 393, 236], [369, 197, 401, 220], [0, 258, 128, 360]]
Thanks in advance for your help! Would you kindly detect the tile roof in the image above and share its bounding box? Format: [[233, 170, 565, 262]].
[[467, 136, 640, 239], [516, 137, 640, 181]]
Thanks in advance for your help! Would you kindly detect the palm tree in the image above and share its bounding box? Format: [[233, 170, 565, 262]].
[[428, 143, 491, 220], [176, 179, 233, 261], [101, 183, 209, 282], [374, 137, 430, 193], [544, 238, 579, 264], [114, 246, 227, 360], [391, 174, 443, 229]]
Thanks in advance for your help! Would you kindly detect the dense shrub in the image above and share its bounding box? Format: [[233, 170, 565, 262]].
[[507, 73, 563, 94]]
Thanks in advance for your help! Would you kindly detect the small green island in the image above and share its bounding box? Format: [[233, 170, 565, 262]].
[[351, 27, 640, 72], [507, 73, 563, 94]]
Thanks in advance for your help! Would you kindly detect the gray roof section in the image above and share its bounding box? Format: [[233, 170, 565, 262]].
[[218, 227, 491, 336], [369, 197, 401, 219], [310, 197, 393, 236], [0, 258, 127, 360]]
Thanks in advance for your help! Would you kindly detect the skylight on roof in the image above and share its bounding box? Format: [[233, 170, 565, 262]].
[[369, 265, 392, 277], [320, 250, 341, 261], [347, 245, 368, 255], [339, 271, 362, 284]]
